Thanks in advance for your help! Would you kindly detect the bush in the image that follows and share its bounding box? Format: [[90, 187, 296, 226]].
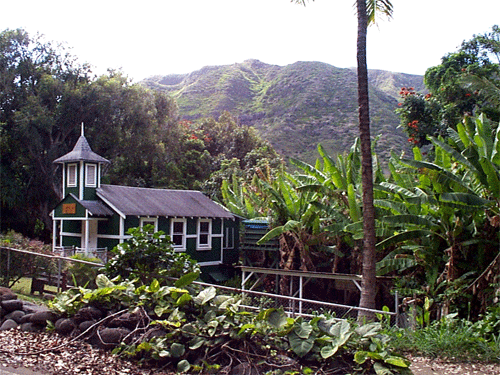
[[0, 230, 53, 288], [103, 225, 200, 286], [67, 254, 103, 289]]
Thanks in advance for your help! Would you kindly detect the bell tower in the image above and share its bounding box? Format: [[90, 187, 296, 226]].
[[53, 124, 110, 200]]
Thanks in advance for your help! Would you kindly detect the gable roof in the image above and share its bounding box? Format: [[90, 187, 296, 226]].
[[71, 194, 114, 216], [53, 135, 110, 165], [97, 185, 235, 219]]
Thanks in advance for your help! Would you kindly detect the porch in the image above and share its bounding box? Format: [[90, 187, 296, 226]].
[[53, 246, 108, 263]]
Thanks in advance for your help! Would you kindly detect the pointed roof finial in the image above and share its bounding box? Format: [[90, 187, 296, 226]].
[[81, 122, 84, 137]]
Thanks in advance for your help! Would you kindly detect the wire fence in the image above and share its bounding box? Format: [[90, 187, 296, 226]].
[[0, 246, 400, 325]]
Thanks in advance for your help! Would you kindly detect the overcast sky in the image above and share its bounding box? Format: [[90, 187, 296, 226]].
[[2, 0, 499, 82]]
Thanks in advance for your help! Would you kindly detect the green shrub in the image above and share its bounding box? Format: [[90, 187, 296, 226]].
[[0, 230, 53, 288], [67, 254, 102, 288], [103, 225, 200, 286]]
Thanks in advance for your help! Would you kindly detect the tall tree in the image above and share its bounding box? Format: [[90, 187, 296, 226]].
[[292, 0, 393, 320]]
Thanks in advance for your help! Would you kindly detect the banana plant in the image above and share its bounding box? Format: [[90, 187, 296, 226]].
[[374, 114, 499, 312]]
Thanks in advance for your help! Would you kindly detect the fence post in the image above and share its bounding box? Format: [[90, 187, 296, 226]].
[[395, 290, 399, 327], [6, 248, 11, 283], [57, 257, 62, 292]]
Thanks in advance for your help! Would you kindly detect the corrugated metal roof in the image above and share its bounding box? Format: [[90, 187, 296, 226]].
[[53, 136, 110, 164], [97, 185, 235, 219], [79, 200, 115, 216], [67, 194, 114, 216]]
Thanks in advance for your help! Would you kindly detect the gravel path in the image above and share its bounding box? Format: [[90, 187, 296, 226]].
[[1, 328, 498, 375]]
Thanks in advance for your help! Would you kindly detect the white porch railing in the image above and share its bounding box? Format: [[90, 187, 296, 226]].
[[53, 246, 108, 263]]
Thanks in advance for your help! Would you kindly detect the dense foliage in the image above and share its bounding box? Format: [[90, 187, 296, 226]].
[[0, 231, 53, 288], [223, 113, 500, 318], [103, 225, 200, 286], [0, 29, 279, 240], [49, 275, 411, 374], [398, 25, 500, 146]]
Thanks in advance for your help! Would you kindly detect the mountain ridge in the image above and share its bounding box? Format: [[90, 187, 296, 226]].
[[141, 59, 425, 162]]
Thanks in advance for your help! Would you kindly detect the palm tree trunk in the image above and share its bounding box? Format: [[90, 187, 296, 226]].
[[356, 0, 377, 322]]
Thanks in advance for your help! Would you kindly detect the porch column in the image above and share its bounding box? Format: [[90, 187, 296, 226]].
[[84, 219, 90, 256], [52, 219, 57, 252]]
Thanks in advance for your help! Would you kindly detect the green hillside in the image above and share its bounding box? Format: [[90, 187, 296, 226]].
[[142, 59, 425, 162]]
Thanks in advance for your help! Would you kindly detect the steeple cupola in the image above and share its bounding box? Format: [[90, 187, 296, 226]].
[[53, 125, 110, 200]]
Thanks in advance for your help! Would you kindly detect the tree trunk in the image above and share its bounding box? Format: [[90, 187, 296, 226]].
[[356, 0, 377, 322]]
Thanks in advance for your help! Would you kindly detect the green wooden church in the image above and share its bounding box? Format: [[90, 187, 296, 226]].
[[50, 128, 239, 281]]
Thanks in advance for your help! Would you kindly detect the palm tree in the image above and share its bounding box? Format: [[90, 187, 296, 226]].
[[293, 0, 393, 320]]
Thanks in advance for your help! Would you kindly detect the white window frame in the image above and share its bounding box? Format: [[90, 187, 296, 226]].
[[67, 164, 77, 187], [225, 226, 234, 249], [85, 163, 97, 187], [197, 219, 212, 251], [171, 218, 186, 251], [140, 217, 158, 232]]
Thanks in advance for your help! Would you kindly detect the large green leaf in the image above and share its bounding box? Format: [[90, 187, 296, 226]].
[[380, 214, 435, 227], [376, 230, 444, 250], [288, 331, 315, 357], [376, 257, 418, 276], [193, 286, 216, 306], [267, 309, 288, 329], [294, 321, 313, 339], [175, 271, 200, 288], [439, 192, 492, 208]]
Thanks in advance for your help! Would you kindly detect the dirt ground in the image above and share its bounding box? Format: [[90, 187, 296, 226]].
[[409, 355, 500, 375]]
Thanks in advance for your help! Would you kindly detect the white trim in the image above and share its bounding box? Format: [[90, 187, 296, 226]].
[[67, 164, 77, 187], [96, 191, 126, 219], [224, 226, 235, 249], [119, 216, 125, 243], [79, 161, 84, 199], [85, 163, 97, 187], [61, 231, 82, 238], [197, 218, 212, 251], [198, 261, 223, 266], [140, 217, 158, 232], [171, 218, 186, 251]]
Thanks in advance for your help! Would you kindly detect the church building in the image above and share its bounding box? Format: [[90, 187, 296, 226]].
[[50, 128, 239, 281]]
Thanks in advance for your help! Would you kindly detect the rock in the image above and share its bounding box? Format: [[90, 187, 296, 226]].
[[20, 322, 43, 332], [55, 318, 76, 335], [30, 310, 58, 326], [74, 306, 104, 323], [97, 327, 130, 348], [0, 319, 18, 331], [142, 327, 167, 341], [20, 313, 34, 324], [22, 300, 50, 314], [0, 287, 16, 301], [79, 320, 96, 332], [108, 311, 141, 329], [229, 362, 259, 375], [1, 299, 23, 312], [4, 310, 25, 323]]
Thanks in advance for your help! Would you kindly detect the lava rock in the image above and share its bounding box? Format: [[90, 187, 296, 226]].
[[108, 311, 141, 330], [0, 287, 16, 301], [74, 306, 104, 323], [55, 318, 76, 335], [22, 301, 50, 314], [1, 299, 23, 313], [4, 310, 25, 323], [0, 319, 18, 331], [20, 322, 43, 332], [98, 327, 130, 349], [30, 310, 58, 326], [78, 320, 96, 332]]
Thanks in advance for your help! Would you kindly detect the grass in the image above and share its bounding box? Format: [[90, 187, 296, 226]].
[[10, 277, 57, 305], [385, 316, 500, 363]]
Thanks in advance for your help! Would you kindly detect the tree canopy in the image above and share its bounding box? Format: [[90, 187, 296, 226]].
[[0, 29, 280, 240]]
